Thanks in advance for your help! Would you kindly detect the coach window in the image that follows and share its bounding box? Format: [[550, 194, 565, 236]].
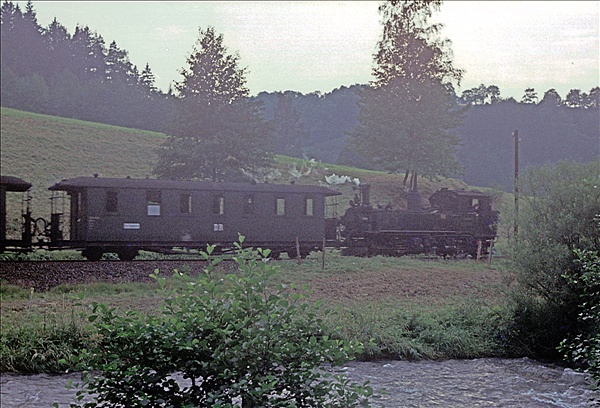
[[147, 191, 161, 216], [106, 190, 118, 213], [243, 195, 254, 215], [180, 193, 192, 214], [213, 195, 225, 215], [305, 197, 314, 216], [276, 197, 286, 216]]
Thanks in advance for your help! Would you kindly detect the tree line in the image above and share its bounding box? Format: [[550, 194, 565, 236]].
[[1, 0, 598, 189], [458, 83, 599, 108], [1, 0, 176, 133]]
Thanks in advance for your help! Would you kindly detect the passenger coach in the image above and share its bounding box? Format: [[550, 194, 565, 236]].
[[49, 176, 341, 260]]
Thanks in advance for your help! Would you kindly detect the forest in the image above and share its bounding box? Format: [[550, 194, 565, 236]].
[[1, 0, 598, 190]]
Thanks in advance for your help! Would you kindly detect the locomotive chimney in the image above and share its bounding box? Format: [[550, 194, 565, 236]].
[[406, 190, 422, 212]]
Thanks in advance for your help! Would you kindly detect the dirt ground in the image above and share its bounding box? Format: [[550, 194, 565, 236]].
[[306, 265, 508, 305], [0, 258, 509, 307]]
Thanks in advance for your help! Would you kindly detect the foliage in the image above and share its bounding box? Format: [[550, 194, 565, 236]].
[[350, 0, 464, 191], [1, 323, 90, 373], [520, 88, 539, 104], [373, 0, 463, 86], [255, 86, 362, 166], [458, 84, 501, 105], [559, 249, 600, 394], [456, 98, 599, 191], [328, 300, 509, 361], [69, 238, 374, 407], [154, 27, 273, 182], [350, 78, 463, 190], [507, 161, 600, 358], [272, 91, 310, 157]]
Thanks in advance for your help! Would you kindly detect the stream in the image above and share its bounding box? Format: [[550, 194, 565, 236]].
[[1, 358, 598, 407]]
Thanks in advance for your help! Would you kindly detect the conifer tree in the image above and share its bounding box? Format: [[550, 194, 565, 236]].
[[70, 25, 106, 83], [140, 62, 158, 93], [105, 40, 135, 83], [154, 27, 272, 182], [42, 17, 71, 74]]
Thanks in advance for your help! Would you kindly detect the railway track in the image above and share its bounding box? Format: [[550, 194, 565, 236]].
[[0, 259, 218, 292]]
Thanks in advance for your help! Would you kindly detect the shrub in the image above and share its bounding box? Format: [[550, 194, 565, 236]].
[[508, 161, 600, 358], [559, 249, 600, 396], [69, 237, 375, 407]]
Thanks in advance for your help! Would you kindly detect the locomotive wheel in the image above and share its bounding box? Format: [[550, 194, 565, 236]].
[[83, 248, 104, 261], [117, 248, 139, 261], [268, 250, 281, 260]]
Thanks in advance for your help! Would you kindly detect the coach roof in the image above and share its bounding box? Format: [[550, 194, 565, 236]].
[[49, 177, 341, 196], [0, 176, 32, 192]]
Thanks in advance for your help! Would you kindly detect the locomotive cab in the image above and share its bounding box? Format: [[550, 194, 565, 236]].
[[429, 188, 498, 237], [429, 188, 492, 215]]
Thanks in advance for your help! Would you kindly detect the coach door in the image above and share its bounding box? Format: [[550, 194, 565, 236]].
[[68, 190, 87, 241]]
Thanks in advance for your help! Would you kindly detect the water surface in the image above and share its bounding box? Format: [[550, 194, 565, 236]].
[[1, 358, 597, 407]]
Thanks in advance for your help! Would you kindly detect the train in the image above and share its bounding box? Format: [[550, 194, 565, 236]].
[[1, 175, 498, 260]]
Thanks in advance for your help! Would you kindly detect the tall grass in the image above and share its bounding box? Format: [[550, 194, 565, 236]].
[[324, 299, 509, 360], [0, 291, 91, 373]]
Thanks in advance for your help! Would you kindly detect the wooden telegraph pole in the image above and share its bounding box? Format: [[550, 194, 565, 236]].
[[513, 129, 519, 237]]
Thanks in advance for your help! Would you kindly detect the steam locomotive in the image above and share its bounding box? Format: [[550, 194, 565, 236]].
[[340, 184, 498, 257], [1, 175, 498, 260]]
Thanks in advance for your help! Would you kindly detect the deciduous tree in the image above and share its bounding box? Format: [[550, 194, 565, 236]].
[[539, 88, 562, 107], [564, 88, 585, 108], [350, 0, 463, 191], [521, 87, 538, 104], [459, 84, 501, 105]]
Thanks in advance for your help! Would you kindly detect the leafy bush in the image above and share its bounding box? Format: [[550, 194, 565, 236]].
[[508, 161, 600, 358], [69, 237, 375, 407], [559, 249, 600, 395]]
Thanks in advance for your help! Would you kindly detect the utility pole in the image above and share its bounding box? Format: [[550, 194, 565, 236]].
[[513, 129, 519, 237]]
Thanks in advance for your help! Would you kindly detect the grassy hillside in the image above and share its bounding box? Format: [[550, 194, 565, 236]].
[[1, 107, 495, 225], [1, 107, 165, 212]]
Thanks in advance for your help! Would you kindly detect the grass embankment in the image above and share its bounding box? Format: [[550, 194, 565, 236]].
[[0, 252, 515, 373]]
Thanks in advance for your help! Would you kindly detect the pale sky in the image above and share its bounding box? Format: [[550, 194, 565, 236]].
[[21, 1, 600, 99]]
